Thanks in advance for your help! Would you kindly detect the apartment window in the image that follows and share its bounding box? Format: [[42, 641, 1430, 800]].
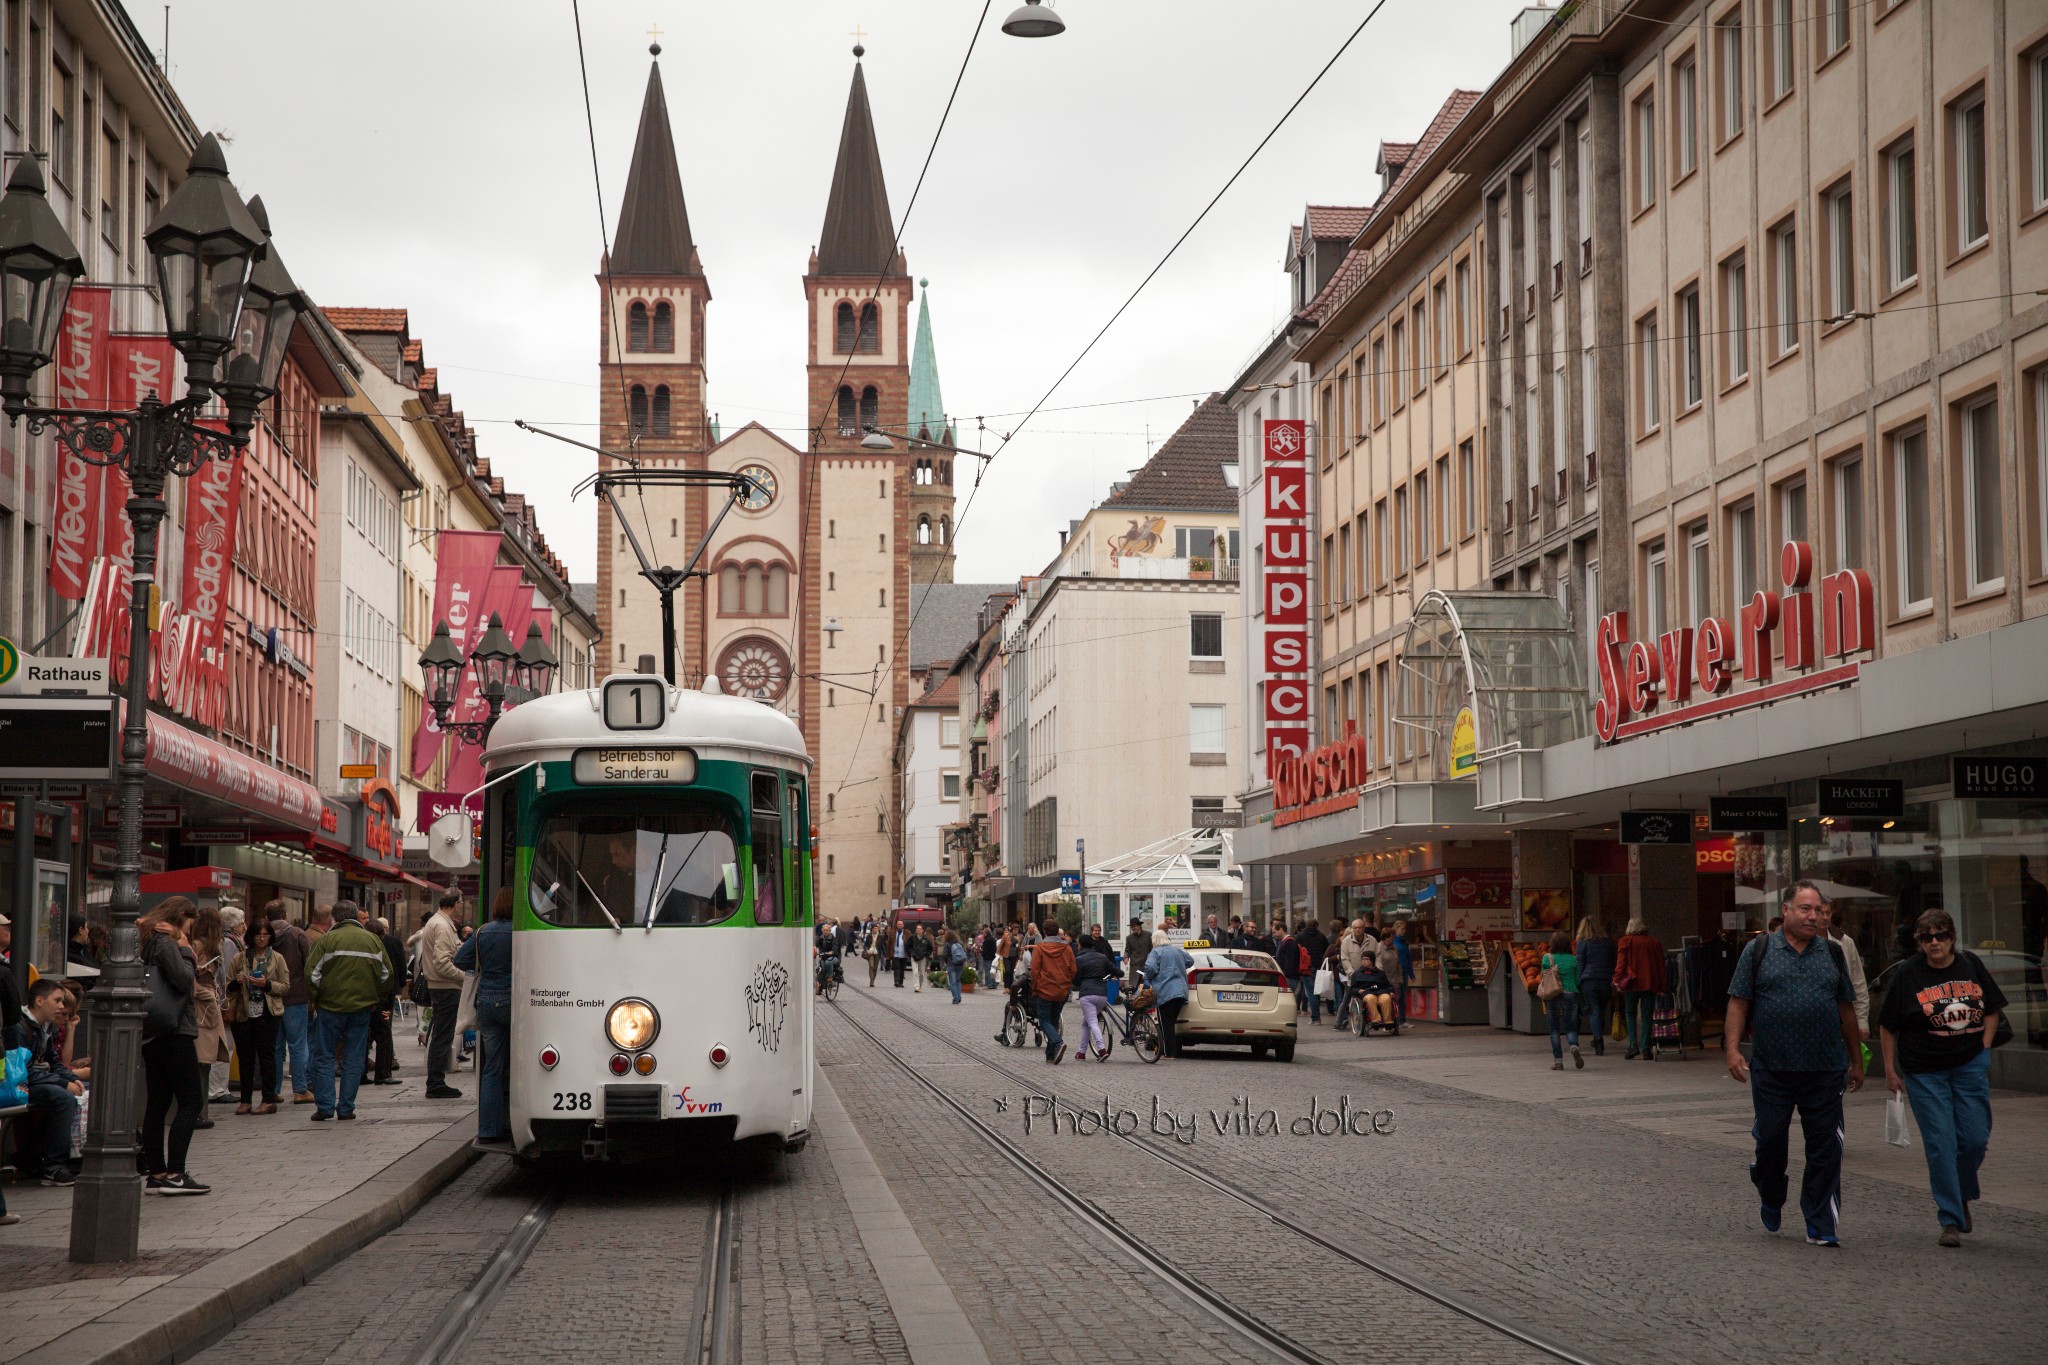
[[1729, 500, 1759, 605], [943, 773, 960, 801], [1721, 252, 1749, 381], [1687, 521, 1712, 622], [1831, 453, 1866, 572], [1436, 454, 1453, 547], [1882, 137, 1917, 291], [1458, 439, 1476, 536], [1672, 52, 1698, 178], [1412, 303, 1429, 396], [1547, 146, 1565, 286], [51, 61, 73, 187], [1766, 0, 1794, 102], [1432, 280, 1450, 370], [1581, 349, 1597, 478], [941, 715, 960, 746], [2032, 48, 2048, 214], [1190, 612, 1223, 659], [1373, 498, 1388, 585], [1950, 90, 1988, 253], [1454, 258, 1473, 355], [1523, 174, 1538, 310], [1354, 512, 1367, 592], [1188, 704, 1225, 755], [1820, 0, 1849, 61], [1960, 395, 2003, 595], [1716, 9, 1744, 142], [1632, 88, 1657, 213], [1394, 486, 1411, 571], [1678, 285, 1702, 409], [1336, 524, 1352, 602], [1778, 475, 1808, 548], [2038, 372, 2048, 576], [1390, 320, 1407, 409], [1576, 125, 1593, 267], [1371, 338, 1387, 422], [1821, 181, 1854, 320], [1645, 541, 1669, 640], [1636, 312, 1661, 432], [1414, 476, 1430, 563], [1892, 426, 1932, 613], [1770, 218, 1799, 357], [2, 8, 16, 130], [1552, 366, 1568, 495]]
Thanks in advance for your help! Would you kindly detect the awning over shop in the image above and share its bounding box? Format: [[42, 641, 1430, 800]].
[[1082, 829, 1242, 906], [1396, 590, 1589, 776], [144, 711, 322, 831]]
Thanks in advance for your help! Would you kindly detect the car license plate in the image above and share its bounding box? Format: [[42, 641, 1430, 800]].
[[1216, 990, 1260, 1004]]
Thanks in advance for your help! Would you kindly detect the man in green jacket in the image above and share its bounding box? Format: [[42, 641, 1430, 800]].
[[304, 901, 392, 1121]]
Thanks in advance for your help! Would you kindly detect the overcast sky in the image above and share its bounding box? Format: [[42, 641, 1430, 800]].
[[165, 0, 1535, 585]]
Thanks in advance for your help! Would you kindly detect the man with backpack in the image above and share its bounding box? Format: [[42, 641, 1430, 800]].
[[1724, 881, 1865, 1248]]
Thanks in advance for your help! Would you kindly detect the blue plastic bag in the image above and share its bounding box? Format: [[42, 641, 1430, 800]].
[[1105, 977, 1120, 1005], [0, 1045, 28, 1108]]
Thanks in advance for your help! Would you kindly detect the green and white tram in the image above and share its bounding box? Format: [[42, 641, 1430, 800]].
[[474, 674, 814, 1161]]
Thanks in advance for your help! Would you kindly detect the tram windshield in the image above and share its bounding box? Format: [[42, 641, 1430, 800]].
[[529, 802, 741, 928]]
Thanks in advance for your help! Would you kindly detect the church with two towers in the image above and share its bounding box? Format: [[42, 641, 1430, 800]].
[[593, 46, 959, 914]]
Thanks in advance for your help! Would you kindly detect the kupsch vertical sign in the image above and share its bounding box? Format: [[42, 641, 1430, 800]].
[[1261, 419, 1309, 777]]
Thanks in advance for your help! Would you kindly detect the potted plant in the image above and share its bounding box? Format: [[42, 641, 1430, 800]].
[[960, 964, 978, 993], [1189, 555, 1214, 579]]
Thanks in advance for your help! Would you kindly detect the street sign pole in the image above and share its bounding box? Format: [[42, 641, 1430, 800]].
[[1075, 837, 1087, 927], [10, 785, 33, 1010]]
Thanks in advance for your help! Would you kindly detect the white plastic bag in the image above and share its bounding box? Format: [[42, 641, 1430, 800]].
[[1313, 967, 1335, 1000], [1885, 1092, 1913, 1148]]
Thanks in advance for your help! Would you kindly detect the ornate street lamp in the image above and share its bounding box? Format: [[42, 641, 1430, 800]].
[[1001, 0, 1066, 38], [420, 612, 551, 746], [0, 133, 304, 1264]]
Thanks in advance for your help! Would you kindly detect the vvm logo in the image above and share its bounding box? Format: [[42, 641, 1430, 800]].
[[0, 637, 17, 686], [672, 1086, 724, 1115]]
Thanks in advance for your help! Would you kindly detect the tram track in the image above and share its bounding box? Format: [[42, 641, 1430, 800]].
[[833, 988, 1610, 1365], [399, 1177, 739, 1365]]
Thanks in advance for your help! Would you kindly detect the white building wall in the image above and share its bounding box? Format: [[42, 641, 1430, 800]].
[[315, 420, 406, 791], [898, 706, 957, 889]]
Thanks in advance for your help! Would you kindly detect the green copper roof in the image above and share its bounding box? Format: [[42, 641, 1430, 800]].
[[908, 279, 949, 443]]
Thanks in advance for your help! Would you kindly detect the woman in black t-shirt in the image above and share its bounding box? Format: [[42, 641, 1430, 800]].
[[1878, 907, 2006, 1248]]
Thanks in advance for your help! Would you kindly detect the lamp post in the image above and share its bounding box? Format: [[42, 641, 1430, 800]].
[[419, 612, 556, 746], [0, 134, 304, 1263]]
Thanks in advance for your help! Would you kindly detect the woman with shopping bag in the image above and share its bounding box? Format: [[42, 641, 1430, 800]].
[[1878, 907, 2006, 1249]]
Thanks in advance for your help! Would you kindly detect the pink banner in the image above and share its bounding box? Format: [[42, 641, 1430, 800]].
[[410, 530, 502, 778], [48, 286, 112, 599], [100, 336, 178, 572], [444, 568, 531, 792]]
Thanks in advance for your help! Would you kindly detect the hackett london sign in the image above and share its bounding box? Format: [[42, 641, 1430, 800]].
[[1594, 541, 1874, 743], [1261, 419, 1311, 776]]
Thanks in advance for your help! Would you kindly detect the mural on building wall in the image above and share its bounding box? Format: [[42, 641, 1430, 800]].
[[1107, 516, 1166, 565]]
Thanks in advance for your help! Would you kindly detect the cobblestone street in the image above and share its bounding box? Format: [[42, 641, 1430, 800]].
[[91, 979, 2046, 1365]]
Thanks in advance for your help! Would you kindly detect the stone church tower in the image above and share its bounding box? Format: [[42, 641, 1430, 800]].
[[595, 46, 958, 918]]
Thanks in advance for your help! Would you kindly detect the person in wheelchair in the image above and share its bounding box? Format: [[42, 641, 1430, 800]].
[[1347, 962, 1398, 1034]]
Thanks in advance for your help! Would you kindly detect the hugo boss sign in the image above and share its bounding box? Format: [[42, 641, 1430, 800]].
[[1952, 757, 2048, 800]]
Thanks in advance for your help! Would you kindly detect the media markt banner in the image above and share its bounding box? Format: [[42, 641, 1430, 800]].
[[409, 530, 502, 778]]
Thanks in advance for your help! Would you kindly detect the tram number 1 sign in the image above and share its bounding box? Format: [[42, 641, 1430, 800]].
[[602, 676, 667, 731]]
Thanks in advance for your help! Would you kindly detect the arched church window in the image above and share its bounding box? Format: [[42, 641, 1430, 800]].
[[767, 564, 789, 614], [835, 302, 857, 353], [857, 302, 880, 353], [941, 461, 952, 485], [836, 386, 857, 436], [652, 301, 674, 352], [652, 385, 672, 437], [918, 515, 932, 545], [719, 564, 742, 613], [743, 565, 765, 614], [939, 516, 950, 545], [629, 385, 649, 436], [859, 385, 879, 431], [627, 301, 649, 352]]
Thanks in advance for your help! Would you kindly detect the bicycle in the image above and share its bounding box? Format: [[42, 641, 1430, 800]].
[[816, 954, 842, 1003], [997, 978, 1041, 1050], [1098, 984, 1163, 1063]]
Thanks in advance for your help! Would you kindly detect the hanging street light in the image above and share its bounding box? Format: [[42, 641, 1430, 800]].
[[1002, 0, 1067, 38]]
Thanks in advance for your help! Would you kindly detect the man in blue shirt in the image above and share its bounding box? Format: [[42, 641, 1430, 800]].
[[1724, 881, 1864, 1247]]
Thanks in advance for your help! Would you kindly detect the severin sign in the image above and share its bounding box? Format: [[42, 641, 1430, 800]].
[[1261, 419, 1310, 776], [1594, 540, 1874, 743]]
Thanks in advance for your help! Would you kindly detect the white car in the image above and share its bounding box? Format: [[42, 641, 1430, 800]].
[[1174, 948, 1299, 1061]]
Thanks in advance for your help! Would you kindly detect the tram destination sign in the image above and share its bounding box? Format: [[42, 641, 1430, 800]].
[[1817, 778, 1903, 820], [1952, 757, 2048, 801], [1709, 796, 1789, 833], [1620, 810, 1695, 845], [572, 746, 697, 785]]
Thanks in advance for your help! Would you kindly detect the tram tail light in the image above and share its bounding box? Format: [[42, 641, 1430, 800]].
[[538, 1046, 560, 1071], [608, 1053, 631, 1076], [709, 1044, 730, 1068], [634, 1053, 657, 1075]]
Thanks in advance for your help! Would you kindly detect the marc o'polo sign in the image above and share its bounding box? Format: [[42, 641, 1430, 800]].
[[1817, 778, 1904, 820], [1620, 810, 1695, 845], [1709, 796, 1789, 833], [1952, 757, 2048, 800]]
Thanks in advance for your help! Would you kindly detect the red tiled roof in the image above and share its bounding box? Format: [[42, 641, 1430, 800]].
[[912, 672, 960, 709], [321, 307, 409, 333], [416, 368, 437, 392], [1304, 204, 1371, 241], [1101, 394, 1238, 513], [1298, 91, 1482, 325]]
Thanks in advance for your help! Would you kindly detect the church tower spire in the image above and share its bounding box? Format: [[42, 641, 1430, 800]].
[[816, 53, 899, 277], [907, 279, 956, 584], [597, 48, 713, 686]]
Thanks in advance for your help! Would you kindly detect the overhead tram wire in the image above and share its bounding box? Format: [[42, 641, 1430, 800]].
[[569, 0, 664, 584], [891, 0, 1402, 687], [811, 2, 994, 790]]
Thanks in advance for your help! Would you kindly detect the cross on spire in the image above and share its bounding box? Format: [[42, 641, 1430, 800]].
[[647, 22, 663, 55]]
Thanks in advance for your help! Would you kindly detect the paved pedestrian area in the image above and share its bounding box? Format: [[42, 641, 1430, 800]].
[[0, 1028, 478, 1364]]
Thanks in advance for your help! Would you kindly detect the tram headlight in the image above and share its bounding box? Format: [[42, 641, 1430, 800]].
[[606, 998, 660, 1052]]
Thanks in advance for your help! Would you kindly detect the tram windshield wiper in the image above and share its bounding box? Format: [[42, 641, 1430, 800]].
[[571, 865, 624, 933], [644, 829, 718, 925], [643, 832, 671, 933]]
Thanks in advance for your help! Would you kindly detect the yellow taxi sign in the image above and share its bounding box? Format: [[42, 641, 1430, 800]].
[[1182, 940, 1211, 949]]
